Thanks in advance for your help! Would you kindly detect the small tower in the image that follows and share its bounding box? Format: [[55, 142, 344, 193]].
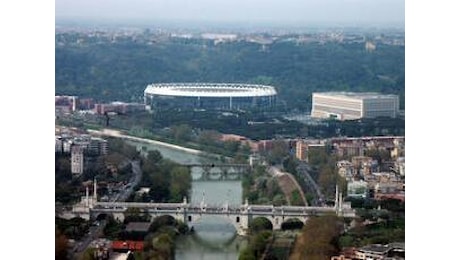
[[335, 185, 339, 210], [200, 191, 206, 211], [85, 186, 89, 207], [93, 178, 98, 202], [339, 192, 343, 213]]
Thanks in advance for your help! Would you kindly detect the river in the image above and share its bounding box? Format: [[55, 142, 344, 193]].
[[125, 139, 248, 260]]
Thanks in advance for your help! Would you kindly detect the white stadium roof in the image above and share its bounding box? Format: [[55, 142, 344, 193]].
[[144, 83, 277, 98]]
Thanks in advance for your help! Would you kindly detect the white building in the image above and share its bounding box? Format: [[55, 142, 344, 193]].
[[55, 137, 63, 153], [63, 140, 73, 153], [395, 157, 405, 176], [71, 145, 84, 175], [347, 180, 368, 198], [88, 137, 108, 155], [337, 160, 353, 180], [311, 92, 399, 120]]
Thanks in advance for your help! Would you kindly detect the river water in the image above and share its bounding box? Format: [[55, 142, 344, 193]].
[[126, 140, 248, 259]]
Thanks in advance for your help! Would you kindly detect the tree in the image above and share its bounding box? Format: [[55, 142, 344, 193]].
[[55, 228, 68, 260], [239, 248, 257, 260], [290, 216, 343, 260], [147, 150, 163, 164], [169, 166, 191, 202], [318, 165, 336, 197], [365, 148, 391, 163], [267, 140, 289, 165], [196, 129, 221, 148], [308, 148, 329, 166], [290, 190, 304, 206], [250, 217, 273, 233], [251, 231, 272, 259], [55, 154, 72, 183], [171, 124, 192, 142], [151, 233, 174, 258]]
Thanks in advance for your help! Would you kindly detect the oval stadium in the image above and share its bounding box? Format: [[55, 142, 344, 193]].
[[144, 83, 277, 110]]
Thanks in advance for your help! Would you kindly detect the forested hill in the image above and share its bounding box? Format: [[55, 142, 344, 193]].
[[55, 35, 404, 111]]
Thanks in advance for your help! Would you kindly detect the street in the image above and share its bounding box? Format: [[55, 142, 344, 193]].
[[296, 162, 326, 206], [70, 160, 142, 258]]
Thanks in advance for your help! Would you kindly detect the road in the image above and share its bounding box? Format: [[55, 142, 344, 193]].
[[114, 160, 142, 202], [296, 162, 326, 206], [71, 160, 142, 258], [72, 220, 106, 259]]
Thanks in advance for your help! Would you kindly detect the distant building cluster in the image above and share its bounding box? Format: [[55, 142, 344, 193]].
[[56, 128, 108, 175], [55, 95, 145, 115], [295, 139, 326, 162], [94, 102, 145, 115], [87, 238, 111, 260], [56, 27, 405, 49], [222, 134, 404, 202], [365, 41, 377, 52], [55, 95, 94, 113], [329, 136, 404, 158], [311, 92, 400, 120], [295, 136, 404, 162], [295, 136, 405, 202], [200, 33, 238, 44], [220, 134, 276, 153]]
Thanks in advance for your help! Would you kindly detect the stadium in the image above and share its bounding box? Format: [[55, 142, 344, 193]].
[[144, 83, 277, 110]]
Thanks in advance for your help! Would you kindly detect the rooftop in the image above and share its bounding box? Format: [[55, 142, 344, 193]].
[[112, 240, 144, 251], [358, 244, 391, 254], [145, 83, 277, 98], [125, 222, 151, 232], [313, 92, 398, 100]]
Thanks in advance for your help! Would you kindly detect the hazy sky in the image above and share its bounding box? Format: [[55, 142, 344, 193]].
[[56, 0, 404, 27]]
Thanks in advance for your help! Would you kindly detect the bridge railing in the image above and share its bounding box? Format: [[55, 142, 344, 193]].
[[181, 163, 251, 168], [92, 201, 343, 216]]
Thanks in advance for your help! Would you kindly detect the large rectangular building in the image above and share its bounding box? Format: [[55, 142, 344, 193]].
[[71, 145, 84, 175], [311, 92, 399, 120]]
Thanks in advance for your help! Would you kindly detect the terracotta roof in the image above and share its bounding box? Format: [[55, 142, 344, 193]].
[[112, 240, 144, 251]]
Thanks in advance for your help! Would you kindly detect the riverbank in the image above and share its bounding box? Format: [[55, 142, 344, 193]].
[[87, 128, 204, 155], [268, 166, 308, 206]]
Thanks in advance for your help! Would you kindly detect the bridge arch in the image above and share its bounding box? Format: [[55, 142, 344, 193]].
[[148, 212, 185, 225], [250, 217, 274, 232], [150, 215, 176, 225], [95, 213, 109, 221], [92, 212, 124, 222], [134, 215, 188, 235], [281, 217, 305, 230], [186, 214, 247, 235]]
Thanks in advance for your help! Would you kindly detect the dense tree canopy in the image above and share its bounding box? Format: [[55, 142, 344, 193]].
[[56, 37, 404, 111], [290, 215, 343, 260], [138, 150, 191, 203]]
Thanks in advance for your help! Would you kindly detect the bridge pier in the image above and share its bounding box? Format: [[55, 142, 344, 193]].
[[113, 212, 125, 222], [236, 214, 249, 236], [272, 216, 282, 230]]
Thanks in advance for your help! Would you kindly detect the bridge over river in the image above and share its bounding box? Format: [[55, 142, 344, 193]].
[[182, 163, 251, 181], [71, 185, 355, 236]]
